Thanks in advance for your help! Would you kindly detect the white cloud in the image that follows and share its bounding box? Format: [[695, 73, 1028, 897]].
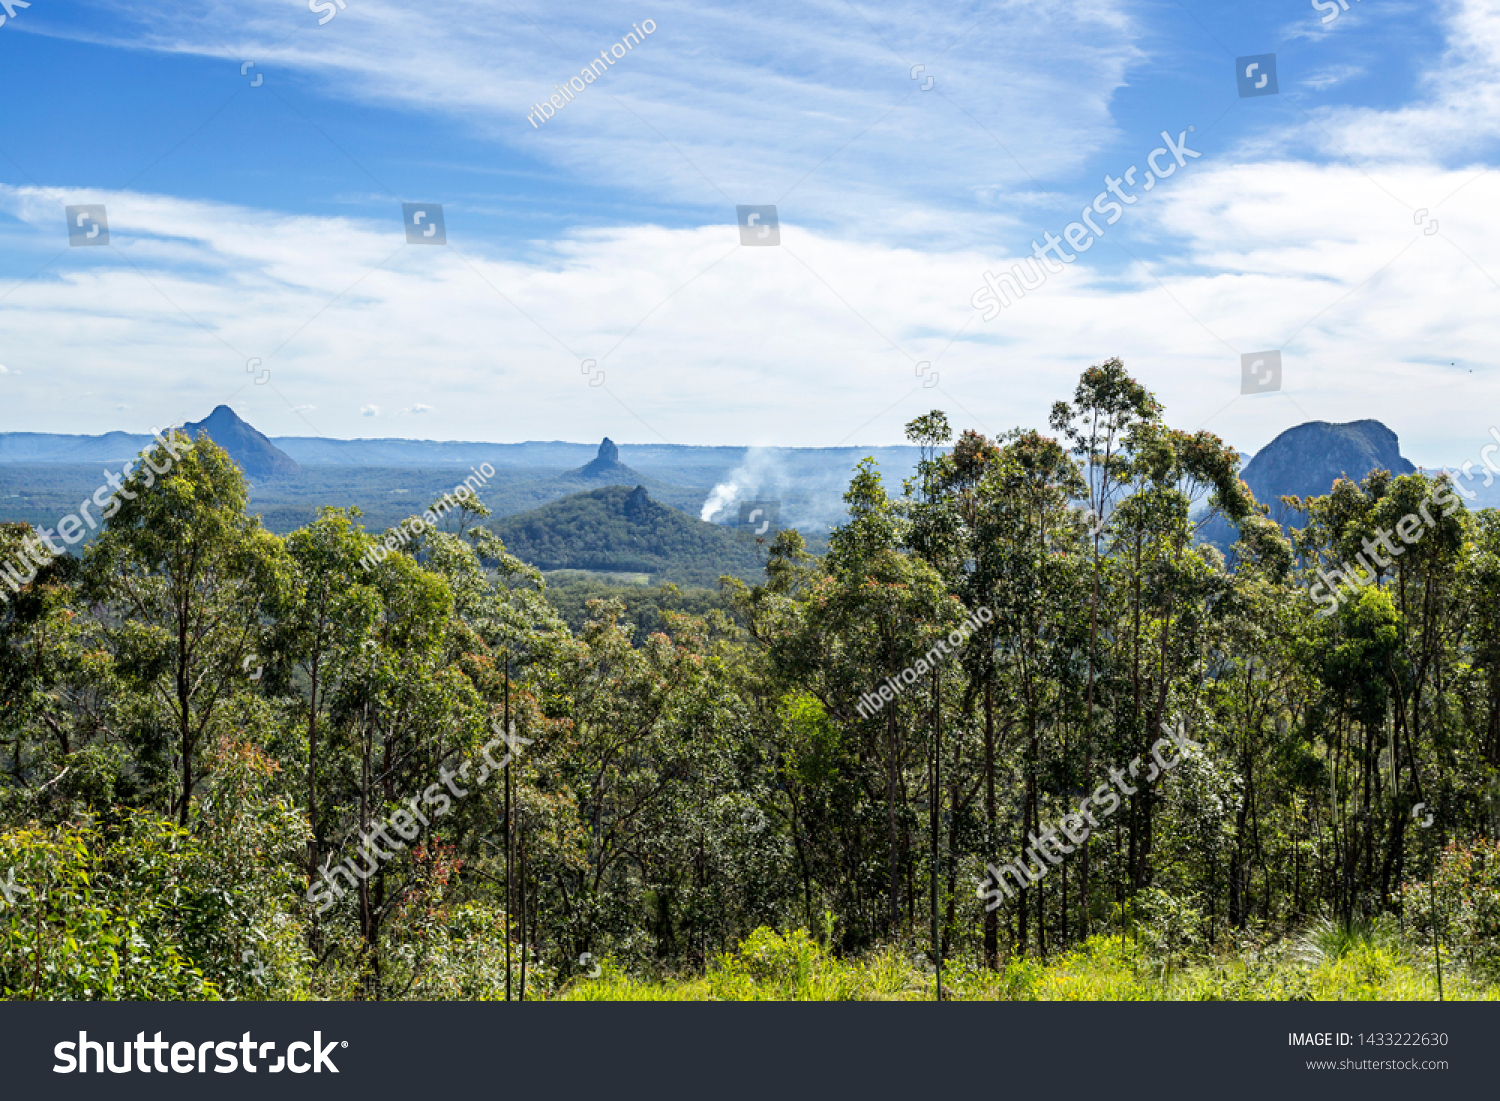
[[1298, 0, 1500, 163], [53, 0, 1145, 248], [0, 158, 1496, 465], [360, 405, 380, 417], [2, 0, 1496, 471], [1300, 63, 1366, 91]]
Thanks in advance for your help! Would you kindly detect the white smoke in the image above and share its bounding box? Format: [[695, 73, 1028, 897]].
[[698, 446, 928, 533], [700, 480, 740, 522], [700, 447, 788, 524]]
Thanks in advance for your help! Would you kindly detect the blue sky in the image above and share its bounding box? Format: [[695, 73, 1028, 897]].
[[0, 0, 1495, 464]]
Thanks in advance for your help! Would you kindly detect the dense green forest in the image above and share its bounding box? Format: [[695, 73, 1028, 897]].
[[2, 358, 1498, 1001], [541, 576, 730, 644], [489, 484, 768, 585]]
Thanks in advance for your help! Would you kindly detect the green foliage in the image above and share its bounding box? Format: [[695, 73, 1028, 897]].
[[558, 923, 1500, 1001], [1134, 887, 1205, 967], [2, 359, 1498, 1002], [1398, 838, 1500, 979], [488, 485, 765, 586], [543, 578, 730, 643], [0, 815, 218, 999]]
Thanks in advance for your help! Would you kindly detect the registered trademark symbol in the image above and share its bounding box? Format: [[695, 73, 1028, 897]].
[[341, 1041, 348, 1047]]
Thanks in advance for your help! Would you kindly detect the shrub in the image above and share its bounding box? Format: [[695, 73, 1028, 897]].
[[1399, 838, 1500, 979], [0, 815, 219, 999]]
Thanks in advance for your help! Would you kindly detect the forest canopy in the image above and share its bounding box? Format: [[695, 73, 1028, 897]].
[[2, 358, 1497, 1001]]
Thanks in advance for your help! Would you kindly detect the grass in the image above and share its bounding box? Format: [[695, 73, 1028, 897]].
[[555, 924, 1500, 1002]]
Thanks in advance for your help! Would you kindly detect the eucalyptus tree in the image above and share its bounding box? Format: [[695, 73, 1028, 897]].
[[730, 460, 964, 944], [272, 507, 383, 888], [965, 430, 1088, 955], [924, 427, 1009, 964], [818, 460, 971, 942], [1365, 472, 1471, 900], [82, 437, 286, 827], [1048, 359, 1162, 926], [315, 543, 483, 998], [899, 413, 988, 976], [1200, 513, 1306, 927], [1105, 422, 1255, 892], [1292, 470, 1473, 910]]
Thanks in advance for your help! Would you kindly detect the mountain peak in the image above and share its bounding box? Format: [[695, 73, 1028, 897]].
[[1199, 419, 1417, 551], [181, 406, 299, 480], [1242, 419, 1414, 515], [576, 435, 637, 480], [624, 484, 651, 518]]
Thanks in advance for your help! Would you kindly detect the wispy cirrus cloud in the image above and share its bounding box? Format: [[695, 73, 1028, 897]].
[[36, 0, 1146, 249]]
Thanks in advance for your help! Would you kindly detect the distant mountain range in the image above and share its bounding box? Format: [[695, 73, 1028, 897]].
[[0, 411, 923, 486], [0, 407, 929, 535], [1, 411, 1492, 566]]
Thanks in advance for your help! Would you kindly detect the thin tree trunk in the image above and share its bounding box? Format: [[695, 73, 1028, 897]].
[[520, 800, 528, 1001], [887, 680, 899, 936], [177, 609, 192, 827], [983, 676, 998, 968], [308, 649, 321, 887], [504, 654, 513, 1002], [930, 665, 941, 999]]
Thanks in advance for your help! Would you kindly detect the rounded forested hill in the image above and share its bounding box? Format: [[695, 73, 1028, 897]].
[[487, 485, 768, 586]]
